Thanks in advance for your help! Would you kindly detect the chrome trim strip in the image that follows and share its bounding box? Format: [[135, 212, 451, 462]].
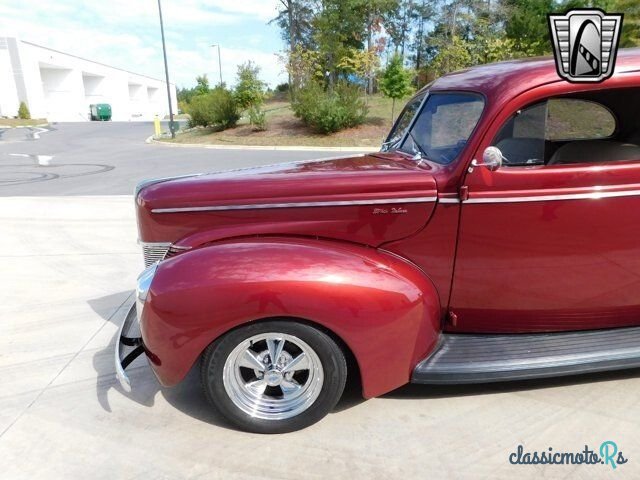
[[438, 198, 461, 204], [139, 241, 172, 248], [465, 189, 640, 204], [152, 196, 438, 213]]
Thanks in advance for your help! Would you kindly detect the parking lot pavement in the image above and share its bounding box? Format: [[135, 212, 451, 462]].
[[1, 195, 640, 479], [0, 122, 345, 196]]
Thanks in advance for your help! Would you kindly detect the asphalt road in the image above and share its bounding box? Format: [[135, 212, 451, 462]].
[[0, 122, 346, 196], [1, 123, 640, 479]]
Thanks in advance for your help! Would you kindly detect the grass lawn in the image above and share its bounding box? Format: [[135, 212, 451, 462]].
[[163, 94, 409, 148], [0, 118, 48, 127]]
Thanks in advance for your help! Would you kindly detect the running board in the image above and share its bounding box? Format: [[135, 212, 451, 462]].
[[412, 327, 640, 384]]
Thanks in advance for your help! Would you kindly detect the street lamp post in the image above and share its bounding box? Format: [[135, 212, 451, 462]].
[[211, 44, 223, 87], [157, 0, 175, 138]]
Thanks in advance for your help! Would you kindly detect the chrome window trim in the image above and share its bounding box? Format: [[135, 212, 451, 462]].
[[464, 188, 640, 204], [151, 196, 438, 213]]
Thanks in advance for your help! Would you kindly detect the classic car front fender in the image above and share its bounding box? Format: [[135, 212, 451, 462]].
[[140, 238, 441, 398]]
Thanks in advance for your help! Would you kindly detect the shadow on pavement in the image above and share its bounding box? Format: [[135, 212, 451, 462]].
[[383, 367, 640, 400], [88, 291, 235, 430]]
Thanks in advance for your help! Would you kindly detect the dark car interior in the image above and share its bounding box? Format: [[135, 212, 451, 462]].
[[492, 87, 640, 167]]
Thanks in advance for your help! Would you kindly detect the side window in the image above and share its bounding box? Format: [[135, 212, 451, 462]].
[[492, 97, 627, 167], [493, 102, 547, 166], [546, 99, 615, 140]]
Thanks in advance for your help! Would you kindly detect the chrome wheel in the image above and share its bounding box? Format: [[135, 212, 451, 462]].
[[222, 332, 324, 420]]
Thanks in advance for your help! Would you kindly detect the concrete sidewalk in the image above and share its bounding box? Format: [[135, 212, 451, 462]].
[[1, 196, 640, 479]]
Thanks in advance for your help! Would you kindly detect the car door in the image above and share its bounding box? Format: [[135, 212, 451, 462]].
[[450, 84, 640, 333]]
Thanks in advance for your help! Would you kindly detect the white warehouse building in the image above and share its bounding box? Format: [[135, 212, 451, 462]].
[[0, 37, 177, 122]]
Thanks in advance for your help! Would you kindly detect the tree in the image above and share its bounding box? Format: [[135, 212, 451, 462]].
[[337, 47, 380, 94], [428, 35, 472, 77], [379, 54, 413, 122], [408, 0, 434, 71], [194, 75, 210, 95], [313, 0, 369, 86], [273, 0, 316, 92], [615, 0, 640, 47], [272, 0, 315, 51], [18, 102, 30, 120], [504, 0, 554, 56], [177, 74, 211, 107], [282, 45, 325, 90], [385, 0, 419, 56], [358, 0, 396, 93], [234, 61, 266, 111]]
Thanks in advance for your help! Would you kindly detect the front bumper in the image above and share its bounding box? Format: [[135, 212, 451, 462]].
[[115, 303, 144, 392], [115, 262, 158, 391]]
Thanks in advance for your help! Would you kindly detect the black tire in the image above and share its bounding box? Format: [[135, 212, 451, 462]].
[[201, 320, 347, 434]]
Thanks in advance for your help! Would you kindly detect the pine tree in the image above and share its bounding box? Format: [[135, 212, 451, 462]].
[[379, 54, 413, 123], [18, 102, 31, 120]]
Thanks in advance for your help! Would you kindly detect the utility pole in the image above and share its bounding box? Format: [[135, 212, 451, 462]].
[[211, 44, 223, 87], [157, 0, 175, 138]]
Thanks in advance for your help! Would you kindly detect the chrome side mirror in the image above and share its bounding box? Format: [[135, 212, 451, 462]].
[[469, 146, 504, 173]]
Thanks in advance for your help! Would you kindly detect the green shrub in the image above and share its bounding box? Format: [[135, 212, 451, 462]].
[[177, 100, 188, 115], [186, 95, 210, 128], [186, 87, 239, 129], [275, 82, 289, 93], [248, 106, 267, 131], [18, 102, 30, 120], [291, 82, 367, 134]]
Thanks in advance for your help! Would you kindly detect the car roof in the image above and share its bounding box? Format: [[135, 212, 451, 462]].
[[424, 47, 640, 103]]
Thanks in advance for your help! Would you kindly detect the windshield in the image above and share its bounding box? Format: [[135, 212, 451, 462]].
[[389, 92, 485, 165]]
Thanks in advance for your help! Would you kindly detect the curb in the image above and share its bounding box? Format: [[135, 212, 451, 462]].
[[0, 123, 49, 129], [146, 136, 379, 152]]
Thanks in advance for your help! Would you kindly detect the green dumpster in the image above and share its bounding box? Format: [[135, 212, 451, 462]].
[[89, 104, 112, 121]]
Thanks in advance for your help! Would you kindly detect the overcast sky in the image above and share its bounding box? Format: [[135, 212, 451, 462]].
[[0, 0, 287, 88]]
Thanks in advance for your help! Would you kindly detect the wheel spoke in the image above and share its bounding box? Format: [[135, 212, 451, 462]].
[[280, 378, 301, 396], [238, 349, 266, 371], [266, 337, 284, 366], [223, 332, 325, 420], [245, 379, 268, 395], [281, 352, 309, 373]]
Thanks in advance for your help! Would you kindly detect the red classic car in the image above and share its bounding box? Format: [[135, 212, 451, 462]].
[[117, 49, 640, 433]]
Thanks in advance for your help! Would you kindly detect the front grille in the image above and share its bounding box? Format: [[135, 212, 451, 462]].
[[141, 242, 171, 267]]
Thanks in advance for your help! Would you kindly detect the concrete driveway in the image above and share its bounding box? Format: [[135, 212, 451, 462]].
[[1, 123, 640, 479]]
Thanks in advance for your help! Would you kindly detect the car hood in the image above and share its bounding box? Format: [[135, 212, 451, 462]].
[[136, 153, 438, 248]]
